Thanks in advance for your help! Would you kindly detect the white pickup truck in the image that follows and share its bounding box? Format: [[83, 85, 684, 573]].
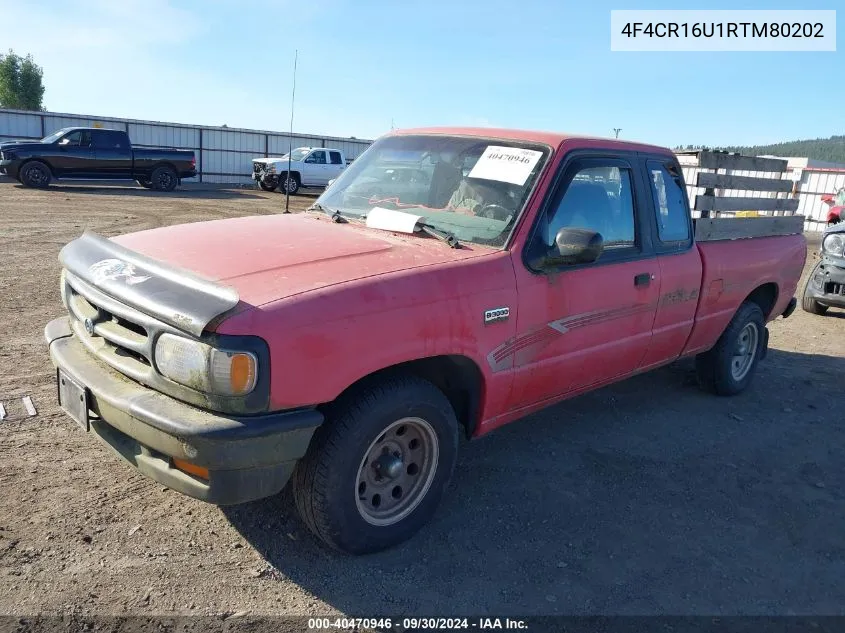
[[251, 147, 347, 194]]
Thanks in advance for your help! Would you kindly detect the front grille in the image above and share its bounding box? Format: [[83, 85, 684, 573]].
[[824, 281, 845, 296], [64, 272, 167, 383], [61, 269, 267, 415]]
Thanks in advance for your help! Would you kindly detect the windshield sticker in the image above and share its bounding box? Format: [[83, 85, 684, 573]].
[[467, 146, 543, 186], [365, 206, 423, 234]]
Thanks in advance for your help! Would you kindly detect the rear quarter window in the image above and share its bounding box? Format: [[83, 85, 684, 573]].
[[647, 160, 691, 244]]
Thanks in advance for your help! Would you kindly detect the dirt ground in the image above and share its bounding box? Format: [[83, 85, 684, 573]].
[[0, 178, 844, 618]]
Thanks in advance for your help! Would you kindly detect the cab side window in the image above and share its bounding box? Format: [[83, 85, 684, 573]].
[[60, 130, 92, 148], [306, 151, 327, 164], [647, 161, 690, 244], [329, 151, 343, 165], [545, 165, 637, 250], [92, 130, 125, 150]]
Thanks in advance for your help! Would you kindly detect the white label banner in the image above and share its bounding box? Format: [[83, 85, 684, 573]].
[[611, 10, 836, 52], [468, 146, 543, 186]]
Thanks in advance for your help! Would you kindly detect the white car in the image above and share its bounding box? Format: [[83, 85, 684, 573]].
[[251, 147, 347, 194]]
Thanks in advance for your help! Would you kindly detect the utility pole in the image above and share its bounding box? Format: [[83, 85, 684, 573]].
[[613, 128, 622, 139]]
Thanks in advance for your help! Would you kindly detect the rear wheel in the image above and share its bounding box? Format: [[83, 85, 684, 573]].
[[695, 301, 765, 396], [801, 266, 829, 315], [150, 165, 177, 191], [292, 375, 459, 554], [20, 161, 52, 188]]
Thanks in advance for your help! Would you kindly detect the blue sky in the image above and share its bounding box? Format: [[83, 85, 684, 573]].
[[0, 0, 841, 147]]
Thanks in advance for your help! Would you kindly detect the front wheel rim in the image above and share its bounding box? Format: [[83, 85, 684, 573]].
[[355, 417, 439, 526], [29, 166, 45, 185], [731, 322, 759, 381]]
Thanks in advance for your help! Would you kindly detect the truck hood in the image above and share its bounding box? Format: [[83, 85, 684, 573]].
[[0, 141, 43, 152], [111, 212, 487, 309], [252, 157, 300, 164]]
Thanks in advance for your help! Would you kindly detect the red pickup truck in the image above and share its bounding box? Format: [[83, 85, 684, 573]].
[[45, 128, 806, 554]]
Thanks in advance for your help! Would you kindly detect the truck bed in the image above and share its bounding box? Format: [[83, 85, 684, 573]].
[[683, 232, 807, 356]]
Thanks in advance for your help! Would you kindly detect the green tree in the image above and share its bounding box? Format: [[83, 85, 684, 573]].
[[0, 50, 45, 111]]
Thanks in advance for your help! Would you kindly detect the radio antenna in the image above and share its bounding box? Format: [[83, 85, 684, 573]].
[[284, 50, 298, 214]]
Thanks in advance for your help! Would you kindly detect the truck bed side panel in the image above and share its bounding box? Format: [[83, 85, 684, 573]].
[[131, 149, 196, 178], [681, 234, 806, 357]]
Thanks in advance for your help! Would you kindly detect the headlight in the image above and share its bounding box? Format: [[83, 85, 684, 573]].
[[154, 333, 258, 396], [822, 233, 845, 256], [266, 164, 277, 174]]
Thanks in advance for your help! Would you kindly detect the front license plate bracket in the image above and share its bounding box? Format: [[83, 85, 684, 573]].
[[58, 369, 89, 432]]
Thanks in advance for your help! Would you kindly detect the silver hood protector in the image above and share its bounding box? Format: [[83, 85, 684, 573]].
[[59, 231, 240, 337]]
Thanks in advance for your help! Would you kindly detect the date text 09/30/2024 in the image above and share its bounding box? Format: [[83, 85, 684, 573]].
[[307, 617, 529, 630]]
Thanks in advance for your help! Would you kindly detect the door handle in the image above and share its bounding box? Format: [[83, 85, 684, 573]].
[[634, 273, 652, 287]]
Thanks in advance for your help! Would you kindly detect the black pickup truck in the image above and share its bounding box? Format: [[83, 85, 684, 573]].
[[0, 127, 196, 191]]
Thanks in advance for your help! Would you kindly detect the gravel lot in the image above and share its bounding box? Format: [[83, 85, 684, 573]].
[[0, 178, 843, 618]]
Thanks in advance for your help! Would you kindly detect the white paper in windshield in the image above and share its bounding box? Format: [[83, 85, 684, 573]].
[[468, 146, 543, 186], [365, 206, 422, 234]]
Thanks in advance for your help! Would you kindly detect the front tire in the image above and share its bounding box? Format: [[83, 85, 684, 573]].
[[293, 375, 459, 554], [695, 301, 765, 396], [801, 266, 829, 315], [150, 165, 178, 191], [259, 180, 277, 192], [279, 172, 300, 195], [20, 161, 52, 188]]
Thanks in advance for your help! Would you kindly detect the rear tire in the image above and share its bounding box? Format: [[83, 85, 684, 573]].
[[801, 266, 828, 315], [20, 161, 52, 188], [150, 165, 177, 191], [292, 375, 459, 554], [696, 301, 765, 396]]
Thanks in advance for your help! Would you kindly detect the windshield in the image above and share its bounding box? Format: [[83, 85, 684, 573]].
[[282, 148, 311, 161], [315, 135, 551, 247], [41, 128, 72, 144]]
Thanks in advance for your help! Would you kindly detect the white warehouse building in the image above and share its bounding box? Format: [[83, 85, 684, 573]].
[[0, 108, 374, 185]]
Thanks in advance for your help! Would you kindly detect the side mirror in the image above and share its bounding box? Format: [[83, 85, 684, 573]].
[[545, 227, 604, 266]]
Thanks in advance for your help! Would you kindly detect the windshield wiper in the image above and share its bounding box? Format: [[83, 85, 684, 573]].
[[307, 202, 346, 223], [418, 222, 460, 248]]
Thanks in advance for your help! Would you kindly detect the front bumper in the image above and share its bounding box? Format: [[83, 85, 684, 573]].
[[45, 317, 323, 505], [805, 258, 845, 308], [252, 170, 278, 184], [0, 159, 19, 178]]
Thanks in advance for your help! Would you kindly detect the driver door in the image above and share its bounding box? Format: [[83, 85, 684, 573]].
[[52, 130, 95, 177], [303, 150, 329, 186], [507, 156, 660, 408]]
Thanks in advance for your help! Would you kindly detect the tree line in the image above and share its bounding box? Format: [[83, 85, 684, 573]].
[[0, 50, 45, 111], [674, 137, 845, 165]]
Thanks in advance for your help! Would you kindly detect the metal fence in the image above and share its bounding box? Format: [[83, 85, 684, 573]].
[[0, 108, 374, 184]]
